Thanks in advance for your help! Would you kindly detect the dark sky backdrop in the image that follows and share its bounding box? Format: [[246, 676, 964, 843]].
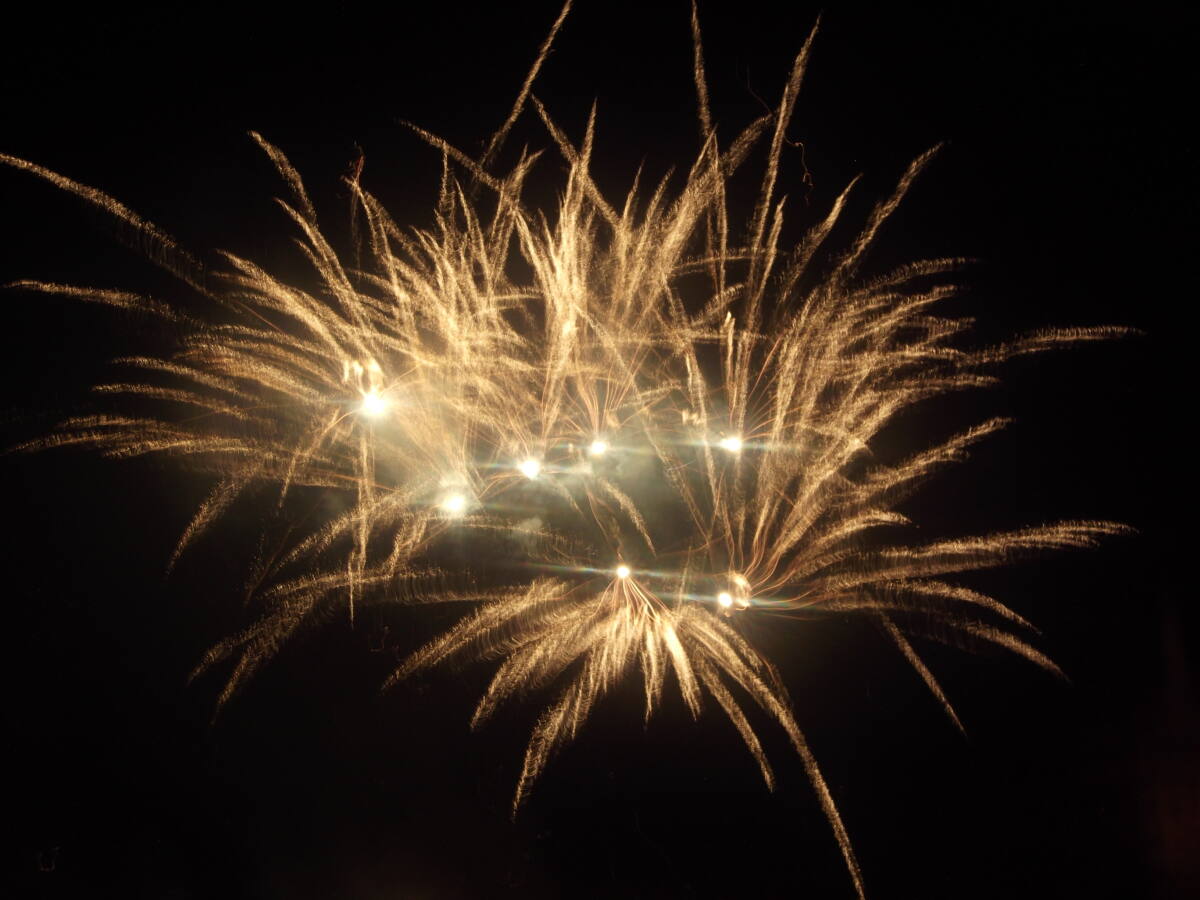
[[2, 2, 1189, 898]]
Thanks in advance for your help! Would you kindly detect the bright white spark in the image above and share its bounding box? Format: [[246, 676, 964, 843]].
[[589, 439, 608, 457], [718, 435, 742, 453], [359, 389, 388, 418], [518, 458, 541, 479], [717, 591, 734, 608], [615, 564, 631, 579], [440, 493, 468, 516]]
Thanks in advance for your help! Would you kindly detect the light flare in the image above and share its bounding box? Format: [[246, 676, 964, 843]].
[[717, 435, 742, 453], [440, 493, 469, 516], [359, 389, 388, 418]]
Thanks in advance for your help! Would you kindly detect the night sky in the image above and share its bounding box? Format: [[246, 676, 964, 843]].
[[3, 3, 1189, 897]]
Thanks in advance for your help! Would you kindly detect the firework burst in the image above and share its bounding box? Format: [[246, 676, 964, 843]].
[[2, 3, 1131, 896]]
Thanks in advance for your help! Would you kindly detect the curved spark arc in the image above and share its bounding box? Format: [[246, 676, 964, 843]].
[[1, 4, 1133, 898]]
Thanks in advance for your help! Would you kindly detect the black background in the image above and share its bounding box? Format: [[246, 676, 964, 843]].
[[2, 2, 1189, 897]]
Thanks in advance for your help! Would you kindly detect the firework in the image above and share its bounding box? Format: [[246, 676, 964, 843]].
[[1, 3, 1130, 896]]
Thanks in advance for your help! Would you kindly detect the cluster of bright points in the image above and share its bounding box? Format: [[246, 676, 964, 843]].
[[359, 387, 749, 610]]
